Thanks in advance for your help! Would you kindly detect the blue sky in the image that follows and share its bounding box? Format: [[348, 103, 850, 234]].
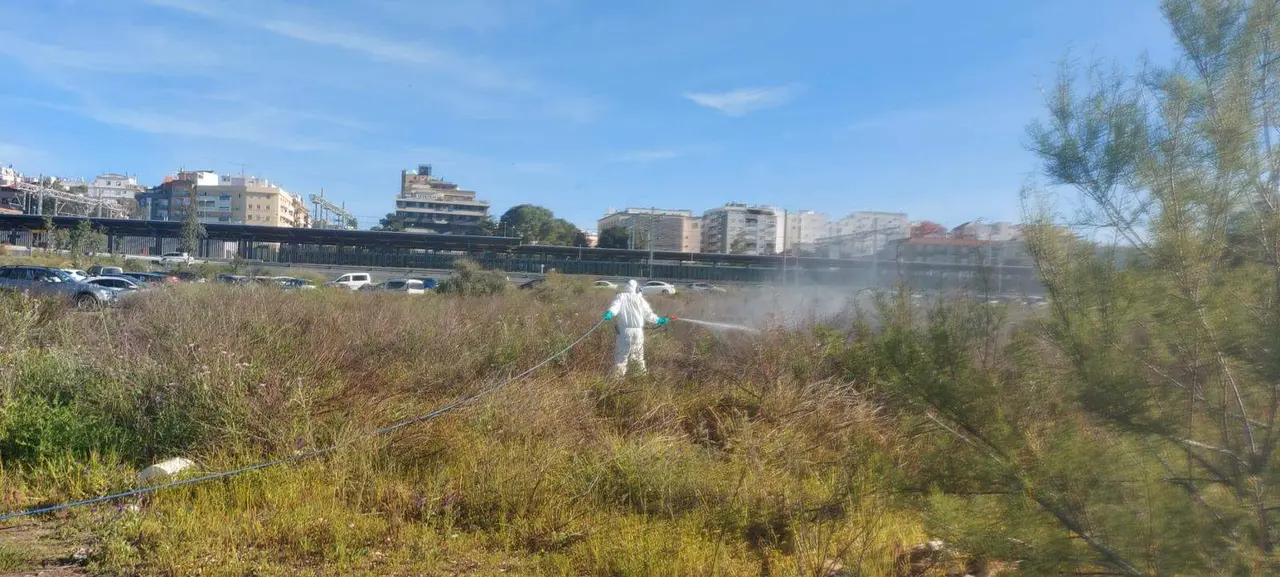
[[0, 0, 1176, 230]]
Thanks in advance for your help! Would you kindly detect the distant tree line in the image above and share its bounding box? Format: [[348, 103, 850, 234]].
[[374, 203, 590, 247]]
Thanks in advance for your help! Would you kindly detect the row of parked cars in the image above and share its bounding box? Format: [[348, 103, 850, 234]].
[[213, 274, 317, 290], [0, 265, 177, 308], [518, 278, 727, 295], [320, 273, 439, 294], [215, 273, 435, 294]]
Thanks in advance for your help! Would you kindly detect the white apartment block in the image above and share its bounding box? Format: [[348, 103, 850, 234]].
[[0, 165, 18, 188], [87, 173, 144, 203], [784, 210, 828, 252], [700, 203, 784, 255], [952, 220, 1021, 242], [598, 207, 702, 252], [820, 211, 910, 258]]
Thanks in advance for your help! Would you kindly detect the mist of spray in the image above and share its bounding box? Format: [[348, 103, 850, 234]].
[[675, 317, 760, 333]]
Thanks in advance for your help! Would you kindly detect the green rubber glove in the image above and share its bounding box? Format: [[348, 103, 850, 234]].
[[604, 311, 614, 320], [656, 317, 669, 326]]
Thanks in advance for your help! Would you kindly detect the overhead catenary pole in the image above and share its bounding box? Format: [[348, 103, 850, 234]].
[[648, 206, 656, 278], [780, 209, 787, 284]]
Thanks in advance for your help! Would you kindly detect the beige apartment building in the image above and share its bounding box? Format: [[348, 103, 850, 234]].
[[395, 164, 490, 234], [190, 173, 309, 227], [597, 208, 701, 252]]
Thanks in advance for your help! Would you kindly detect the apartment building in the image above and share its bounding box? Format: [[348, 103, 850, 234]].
[[87, 173, 144, 207], [0, 165, 16, 188], [136, 173, 202, 221], [395, 164, 490, 234], [700, 203, 784, 254], [818, 211, 910, 258], [952, 220, 1021, 242], [597, 207, 701, 252], [136, 171, 309, 227], [880, 236, 1033, 268], [784, 210, 828, 252]]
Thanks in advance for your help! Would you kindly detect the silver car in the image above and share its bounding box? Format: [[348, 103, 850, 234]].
[[0, 266, 117, 309]]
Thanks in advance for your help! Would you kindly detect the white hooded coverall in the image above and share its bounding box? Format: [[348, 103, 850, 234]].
[[606, 280, 660, 377]]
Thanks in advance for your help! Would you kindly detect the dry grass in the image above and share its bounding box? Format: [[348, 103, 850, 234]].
[[0, 277, 926, 575]]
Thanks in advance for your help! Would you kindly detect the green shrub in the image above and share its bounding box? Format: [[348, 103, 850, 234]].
[[532, 272, 589, 304], [436, 259, 507, 296]]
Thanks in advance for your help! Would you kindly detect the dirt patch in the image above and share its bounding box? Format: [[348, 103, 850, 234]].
[[0, 521, 89, 577]]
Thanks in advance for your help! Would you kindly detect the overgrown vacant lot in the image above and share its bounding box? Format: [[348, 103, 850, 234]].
[[0, 281, 931, 576]]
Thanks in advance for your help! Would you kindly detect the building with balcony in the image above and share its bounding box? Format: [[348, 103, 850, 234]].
[[137, 171, 309, 227], [0, 165, 19, 188], [136, 172, 203, 221], [597, 207, 701, 252], [395, 164, 490, 235], [700, 203, 783, 254], [952, 220, 1021, 242], [87, 173, 145, 209], [817, 211, 910, 258], [784, 210, 828, 253], [878, 237, 1033, 267]]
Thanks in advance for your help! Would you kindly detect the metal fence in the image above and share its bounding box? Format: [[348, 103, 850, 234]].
[[1, 229, 1045, 294]]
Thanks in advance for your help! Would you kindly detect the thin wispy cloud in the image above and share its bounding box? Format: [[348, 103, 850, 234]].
[[847, 108, 943, 133], [5, 92, 352, 152], [147, 0, 534, 93], [683, 85, 801, 117], [76, 103, 340, 152], [370, 0, 517, 33], [609, 150, 680, 163], [845, 102, 1039, 135], [0, 142, 44, 168], [0, 32, 222, 76]]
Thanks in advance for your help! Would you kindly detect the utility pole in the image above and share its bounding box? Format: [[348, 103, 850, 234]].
[[780, 209, 788, 284], [648, 207, 657, 278], [647, 230, 654, 278], [870, 215, 879, 286]]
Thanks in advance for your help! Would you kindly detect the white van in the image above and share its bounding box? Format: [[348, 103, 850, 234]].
[[324, 272, 372, 291]]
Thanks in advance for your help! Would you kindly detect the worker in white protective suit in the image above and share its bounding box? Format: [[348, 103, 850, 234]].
[[603, 279, 670, 378]]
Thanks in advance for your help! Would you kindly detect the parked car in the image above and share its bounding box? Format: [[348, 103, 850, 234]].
[[174, 272, 207, 283], [0, 266, 116, 309], [215, 274, 250, 285], [412, 277, 438, 290], [84, 275, 145, 293], [280, 278, 317, 291], [87, 265, 124, 277], [60, 269, 89, 281], [379, 279, 426, 294], [688, 282, 727, 294], [159, 252, 194, 266], [593, 280, 620, 290], [324, 272, 372, 291], [639, 280, 678, 295], [120, 271, 179, 286], [518, 277, 545, 290]]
